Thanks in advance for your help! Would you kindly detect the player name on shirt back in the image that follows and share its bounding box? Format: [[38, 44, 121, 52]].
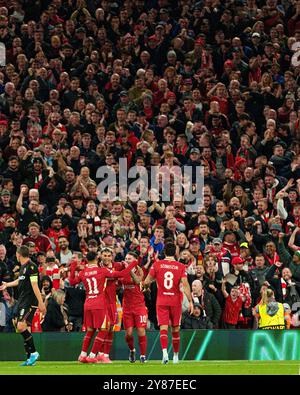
[[84, 270, 98, 277], [160, 264, 179, 270]]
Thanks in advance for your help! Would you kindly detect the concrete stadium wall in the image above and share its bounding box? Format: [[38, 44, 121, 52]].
[[0, 330, 298, 361]]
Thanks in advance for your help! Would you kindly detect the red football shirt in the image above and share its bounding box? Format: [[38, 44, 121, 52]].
[[70, 261, 136, 310], [149, 259, 186, 306], [45, 228, 69, 252], [121, 267, 146, 311], [223, 296, 243, 325], [104, 262, 124, 305]]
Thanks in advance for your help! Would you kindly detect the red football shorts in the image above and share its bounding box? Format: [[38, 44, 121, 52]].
[[123, 307, 148, 329], [156, 305, 182, 327], [106, 303, 117, 328], [84, 308, 107, 329]]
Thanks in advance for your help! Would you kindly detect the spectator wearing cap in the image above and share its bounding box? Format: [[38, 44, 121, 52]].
[[186, 147, 201, 168], [219, 223, 245, 258], [254, 222, 285, 253], [180, 78, 194, 98], [230, 256, 255, 290], [208, 237, 231, 277], [188, 237, 204, 265], [19, 153, 49, 190], [159, 8, 179, 37], [181, 301, 213, 329], [249, 33, 264, 57], [239, 241, 255, 271], [112, 91, 139, 118], [0, 189, 15, 216]]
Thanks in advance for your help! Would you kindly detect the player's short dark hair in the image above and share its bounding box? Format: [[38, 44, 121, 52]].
[[164, 237, 174, 245], [164, 242, 176, 257], [17, 245, 30, 258], [86, 251, 97, 262], [127, 251, 138, 260]]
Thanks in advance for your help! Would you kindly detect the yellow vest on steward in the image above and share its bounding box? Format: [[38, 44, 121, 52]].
[[258, 303, 285, 330]]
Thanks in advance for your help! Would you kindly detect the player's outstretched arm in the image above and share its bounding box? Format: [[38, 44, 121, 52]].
[[69, 261, 82, 286], [0, 279, 19, 290], [181, 277, 194, 315], [106, 260, 139, 278]]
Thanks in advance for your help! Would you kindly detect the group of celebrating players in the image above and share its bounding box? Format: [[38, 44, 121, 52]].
[[0, 242, 193, 366]]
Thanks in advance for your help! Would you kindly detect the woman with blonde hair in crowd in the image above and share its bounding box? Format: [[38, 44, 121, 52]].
[[253, 288, 290, 330], [41, 289, 72, 332], [176, 233, 189, 253]]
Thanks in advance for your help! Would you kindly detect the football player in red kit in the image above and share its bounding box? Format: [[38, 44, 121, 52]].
[[121, 252, 148, 363], [144, 242, 193, 364], [97, 247, 124, 363], [69, 251, 138, 364]]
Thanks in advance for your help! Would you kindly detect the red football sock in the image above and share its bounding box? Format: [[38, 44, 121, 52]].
[[98, 329, 107, 353], [82, 330, 95, 353], [103, 331, 114, 355], [125, 334, 135, 351], [90, 331, 107, 354], [172, 331, 180, 353], [160, 329, 168, 350], [138, 335, 147, 356]]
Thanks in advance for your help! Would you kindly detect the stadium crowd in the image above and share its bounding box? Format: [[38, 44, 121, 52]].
[[0, 0, 300, 333]]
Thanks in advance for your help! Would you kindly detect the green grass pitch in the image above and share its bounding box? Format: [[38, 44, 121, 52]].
[[0, 361, 300, 375]]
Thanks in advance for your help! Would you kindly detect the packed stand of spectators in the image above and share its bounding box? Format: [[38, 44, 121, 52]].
[[0, 0, 300, 332]]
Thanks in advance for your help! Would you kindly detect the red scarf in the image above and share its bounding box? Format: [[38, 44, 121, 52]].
[[34, 172, 43, 189], [265, 252, 280, 266], [281, 278, 287, 299], [260, 211, 270, 224]]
